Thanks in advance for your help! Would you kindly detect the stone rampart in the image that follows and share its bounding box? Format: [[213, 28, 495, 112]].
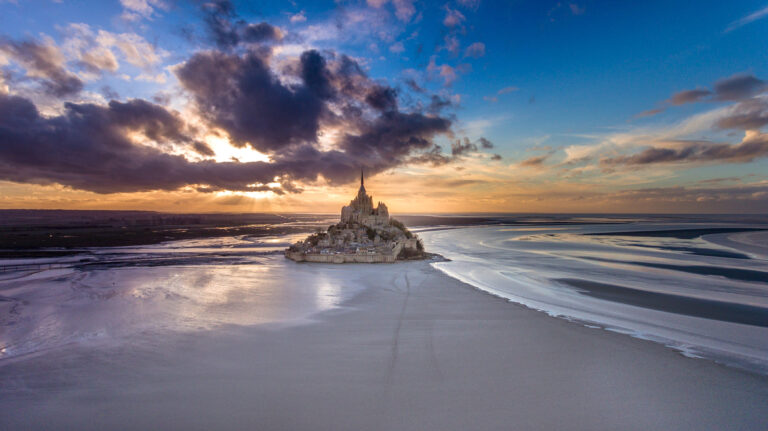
[[285, 246, 401, 264]]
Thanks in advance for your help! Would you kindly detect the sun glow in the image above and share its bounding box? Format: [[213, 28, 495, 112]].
[[206, 135, 271, 163], [215, 189, 275, 200]]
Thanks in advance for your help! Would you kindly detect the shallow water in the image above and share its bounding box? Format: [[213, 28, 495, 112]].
[[0, 235, 370, 361], [419, 223, 768, 373], [2, 221, 768, 376]]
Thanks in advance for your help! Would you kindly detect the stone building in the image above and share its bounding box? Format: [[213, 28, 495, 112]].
[[285, 169, 424, 264], [340, 169, 390, 227]]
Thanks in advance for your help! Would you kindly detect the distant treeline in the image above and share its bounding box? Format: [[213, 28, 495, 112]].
[[0, 209, 290, 228], [0, 210, 299, 253]]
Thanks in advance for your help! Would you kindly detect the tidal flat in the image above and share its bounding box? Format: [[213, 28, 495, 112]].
[[2, 257, 768, 431], [2, 217, 768, 430]]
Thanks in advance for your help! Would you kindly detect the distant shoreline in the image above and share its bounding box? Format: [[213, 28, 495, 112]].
[[1, 209, 766, 256]]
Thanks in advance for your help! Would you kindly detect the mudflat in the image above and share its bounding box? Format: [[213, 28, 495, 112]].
[[1, 261, 767, 430]]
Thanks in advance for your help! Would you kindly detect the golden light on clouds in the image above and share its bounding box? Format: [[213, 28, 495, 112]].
[[206, 135, 271, 163]]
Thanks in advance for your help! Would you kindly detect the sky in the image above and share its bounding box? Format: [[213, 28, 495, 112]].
[[0, 0, 767, 214]]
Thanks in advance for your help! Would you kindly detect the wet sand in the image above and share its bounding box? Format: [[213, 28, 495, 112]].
[[557, 278, 768, 327], [706, 230, 768, 259], [579, 255, 768, 284], [587, 227, 766, 239], [1, 261, 767, 430]]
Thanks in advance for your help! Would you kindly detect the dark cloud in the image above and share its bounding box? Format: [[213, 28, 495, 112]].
[[152, 92, 172, 105], [451, 137, 477, 156], [365, 85, 398, 112], [697, 134, 768, 162], [201, 0, 282, 49], [696, 177, 741, 185], [450, 137, 496, 157], [177, 43, 456, 185], [331, 54, 368, 97], [0, 93, 283, 193], [300, 50, 335, 100], [270, 138, 451, 185], [668, 88, 711, 105], [176, 45, 454, 169], [445, 179, 483, 187], [716, 98, 768, 130], [0, 38, 83, 97], [478, 137, 494, 149], [407, 145, 452, 167], [176, 49, 326, 152], [100, 85, 120, 100], [426, 94, 453, 113], [519, 154, 549, 167], [635, 108, 665, 118], [0, 0, 463, 195], [0, 93, 411, 194], [0, 45, 456, 194], [602, 147, 696, 165], [404, 78, 426, 93], [341, 111, 452, 167], [656, 73, 766, 111], [201, 0, 243, 48], [192, 141, 215, 157], [713, 73, 766, 101], [601, 136, 768, 167], [242, 22, 282, 43]]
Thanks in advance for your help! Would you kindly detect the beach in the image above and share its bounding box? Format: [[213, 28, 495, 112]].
[[2, 255, 767, 430], [422, 224, 768, 372]]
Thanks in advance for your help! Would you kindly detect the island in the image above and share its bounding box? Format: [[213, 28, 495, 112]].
[[285, 170, 425, 263]]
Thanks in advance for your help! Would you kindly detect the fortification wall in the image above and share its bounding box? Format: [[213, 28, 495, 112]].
[[285, 250, 398, 264]]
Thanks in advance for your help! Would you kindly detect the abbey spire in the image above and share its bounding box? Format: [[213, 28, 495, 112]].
[[358, 167, 366, 196], [342, 170, 387, 226]]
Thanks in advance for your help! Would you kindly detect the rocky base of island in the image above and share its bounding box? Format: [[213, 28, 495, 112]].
[[286, 170, 431, 264], [285, 219, 427, 264]]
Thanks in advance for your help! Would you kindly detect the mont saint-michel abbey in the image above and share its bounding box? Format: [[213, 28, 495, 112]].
[[285, 170, 424, 263], [341, 170, 389, 227]]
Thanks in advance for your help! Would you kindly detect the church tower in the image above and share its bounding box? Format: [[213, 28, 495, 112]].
[[358, 168, 366, 197], [342, 167, 379, 223]]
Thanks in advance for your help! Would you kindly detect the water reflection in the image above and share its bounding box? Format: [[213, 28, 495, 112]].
[[313, 271, 343, 310], [0, 253, 365, 361]]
